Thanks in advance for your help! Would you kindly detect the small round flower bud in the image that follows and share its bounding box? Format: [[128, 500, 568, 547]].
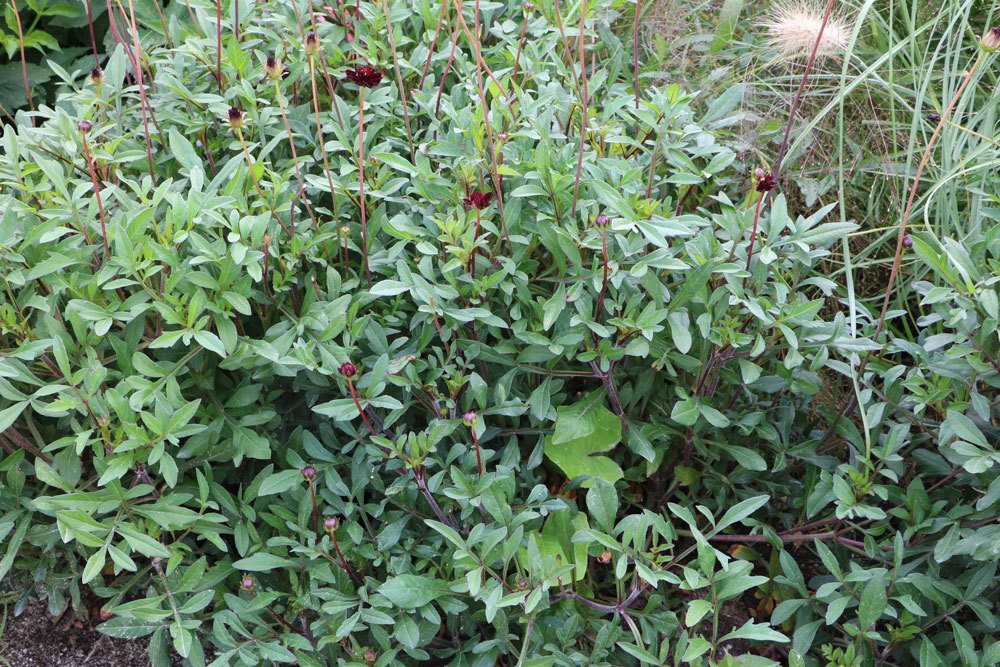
[[364, 649, 377, 663], [324, 517, 339, 532], [301, 465, 317, 480], [462, 411, 478, 426], [524, 1, 534, 11], [90, 67, 103, 86], [226, 107, 245, 130], [902, 235, 912, 248], [77, 120, 93, 134], [516, 579, 528, 590], [981, 27, 1000, 52], [304, 32, 321, 57], [340, 225, 351, 236], [99, 608, 113, 620], [339, 361, 357, 378], [926, 112, 941, 124], [497, 132, 509, 142], [595, 213, 610, 227], [265, 55, 283, 81], [241, 577, 254, 590]]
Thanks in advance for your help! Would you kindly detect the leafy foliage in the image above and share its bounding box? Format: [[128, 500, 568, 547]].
[[0, 0, 998, 665]]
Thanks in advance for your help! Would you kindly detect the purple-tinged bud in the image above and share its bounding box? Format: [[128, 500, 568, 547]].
[[226, 107, 245, 130], [339, 361, 357, 378], [462, 411, 478, 426], [90, 67, 103, 86], [754, 169, 777, 193], [323, 517, 339, 532], [301, 465, 317, 480], [241, 577, 254, 590], [981, 27, 1000, 52], [902, 235, 912, 248], [77, 120, 93, 134], [265, 55, 283, 81], [524, 1, 534, 11], [364, 649, 377, 663], [595, 213, 610, 227], [304, 32, 321, 57]]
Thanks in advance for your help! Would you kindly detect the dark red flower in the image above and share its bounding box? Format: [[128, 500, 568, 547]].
[[345, 65, 382, 88], [463, 191, 492, 209], [754, 169, 777, 193]]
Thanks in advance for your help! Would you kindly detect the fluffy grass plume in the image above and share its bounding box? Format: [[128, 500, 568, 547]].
[[761, 2, 852, 59]]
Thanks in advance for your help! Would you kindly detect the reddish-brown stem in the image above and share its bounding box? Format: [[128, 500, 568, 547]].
[[470, 209, 481, 276], [570, 0, 588, 218], [708, 531, 893, 552], [358, 86, 371, 285], [81, 134, 110, 261], [307, 54, 340, 229], [434, 25, 461, 128], [245, 588, 307, 636], [744, 189, 767, 274], [874, 53, 984, 339], [773, 0, 835, 176], [272, 81, 315, 233], [234, 0, 240, 41], [632, 0, 640, 110], [124, 0, 157, 184], [469, 0, 510, 245], [10, 0, 32, 112], [307, 479, 319, 535], [85, 0, 100, 66], [419, 0, 449, 91], [470, 428, 482, 477], [596, 226, 608, 318], [328, 529, 360, 584], [346, 379, 378, 436], [381, 0, 416, 163], [512, 14, 528, 83], [216, 0, 223, 91]]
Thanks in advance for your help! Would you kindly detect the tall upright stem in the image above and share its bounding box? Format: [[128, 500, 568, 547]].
[[358, 86, 371, 285]]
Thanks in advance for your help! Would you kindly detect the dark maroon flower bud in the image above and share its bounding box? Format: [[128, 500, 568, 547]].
[[754, 169, 777, 193], [902, 235, 912, 248], [226, 107, 245, 130], [77, 120, 93, 134], [304, 32, 321, 56], [301, 465, 317, 480], [324, 517, 339, 532], [339, 361, 357, 378], [345, 65, 383, 88], [241, 577, 254, 590], [463, 191, 492, 209], [265, 55, 283, 81], [926, 112, 940, 123], [90, 67, 103, 85], [595, 213, 610, 227]]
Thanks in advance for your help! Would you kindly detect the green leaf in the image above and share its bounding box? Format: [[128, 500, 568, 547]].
[[858, 576, 887, 630], [545, 393, 623, 486], [378, 574, 452, 608], [720, 619, 789, 643], [258, 469, 305, 496], [586, 478, 619, 533], [232, 552, 293, 572], [715, 495, 770, 532]]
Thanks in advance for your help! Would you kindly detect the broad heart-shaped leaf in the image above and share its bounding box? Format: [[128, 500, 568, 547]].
[[545, 393, 623, 486]]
